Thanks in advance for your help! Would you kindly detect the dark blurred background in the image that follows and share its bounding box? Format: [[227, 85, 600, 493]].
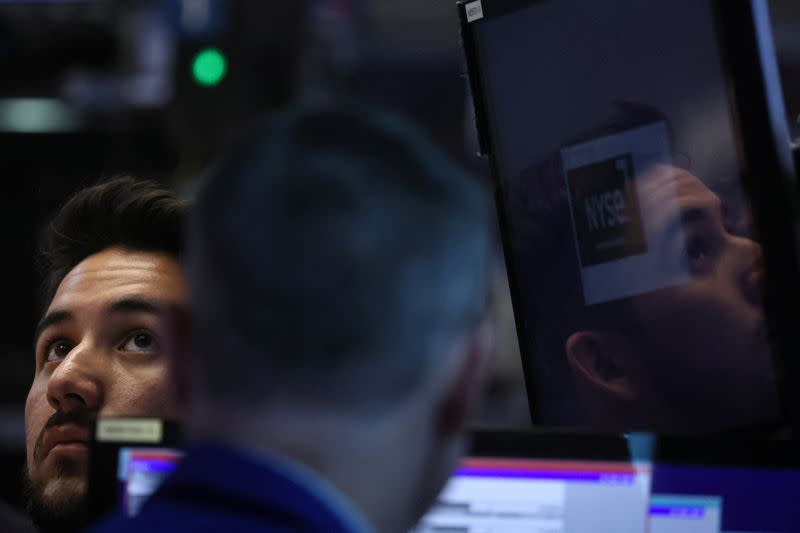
[[0, 0, 797, 512]]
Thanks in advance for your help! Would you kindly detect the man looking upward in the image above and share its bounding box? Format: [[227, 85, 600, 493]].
[[25, 176, 188, 532]]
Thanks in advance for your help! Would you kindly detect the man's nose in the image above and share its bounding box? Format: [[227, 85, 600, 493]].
[[736, 236, 764, 308], [46, 342, 104, 413]]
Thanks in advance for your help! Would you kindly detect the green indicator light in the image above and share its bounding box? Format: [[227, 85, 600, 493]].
[[192, 48, 227, 87]]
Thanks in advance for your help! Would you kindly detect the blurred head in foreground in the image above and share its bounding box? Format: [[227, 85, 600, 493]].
[[186, 106, 495, 532]]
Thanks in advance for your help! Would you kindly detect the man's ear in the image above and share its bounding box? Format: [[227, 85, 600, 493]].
[[565, 331, 638, 400], [437, 319, 495, 438]]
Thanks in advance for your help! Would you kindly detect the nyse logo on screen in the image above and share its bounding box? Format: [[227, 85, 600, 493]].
[[567, 155, 647, 266], [465, 0, 484, 22]]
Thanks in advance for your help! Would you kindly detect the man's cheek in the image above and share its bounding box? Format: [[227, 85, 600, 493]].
[[117, 370, 179, 417], [25, 399, 51, 473]]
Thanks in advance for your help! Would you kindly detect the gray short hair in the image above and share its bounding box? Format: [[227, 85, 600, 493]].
[[187, 106, 493, 411]]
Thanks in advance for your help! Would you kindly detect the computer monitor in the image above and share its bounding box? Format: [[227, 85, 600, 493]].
[[649, 438, 800, 532], [415, 431, 800, 533], [88, 418, 184, 521], [413, 431, 653, 532], [457, 0, 799, 434], [648, 495, 722, 533], [116, 447, 183, 517]]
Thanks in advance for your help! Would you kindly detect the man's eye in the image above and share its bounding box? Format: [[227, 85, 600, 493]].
[[687, 237, 713, 273], [119, 331, 157, 353], [46, 341, 73, 362]]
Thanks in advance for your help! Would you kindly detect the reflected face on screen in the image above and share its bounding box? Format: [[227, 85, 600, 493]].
[[569, 166, 780, 432], [24, 247, 186, 527], [635, 167, 777, 423]]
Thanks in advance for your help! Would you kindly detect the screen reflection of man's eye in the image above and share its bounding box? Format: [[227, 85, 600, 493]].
[[724, 220, 749, 239], [46, 341, 73, 362], [687, 237, 713, 273], [119, 331, 156, 353]]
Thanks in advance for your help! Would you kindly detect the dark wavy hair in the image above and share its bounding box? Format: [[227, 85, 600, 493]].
[[36, 175, 186, 313]]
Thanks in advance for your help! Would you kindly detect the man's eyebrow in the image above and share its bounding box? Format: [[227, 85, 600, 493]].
[[680, 206, 714, 226], [663, 203, 720, 245], [32, 298, 173, 348], [107, 298, 163, 315], [33, 310, 73, 345]]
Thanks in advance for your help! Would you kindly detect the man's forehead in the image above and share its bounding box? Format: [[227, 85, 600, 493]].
[[673, 169, 719, 200], [640, 165, 719, 202], [49, 247, 186, 312]]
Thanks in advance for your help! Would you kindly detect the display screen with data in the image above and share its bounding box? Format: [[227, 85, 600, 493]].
[[415, 455, 800, 532], [413, 457, 652, 532], [650, 464, 800, 532], [466, 0, 785, 433]]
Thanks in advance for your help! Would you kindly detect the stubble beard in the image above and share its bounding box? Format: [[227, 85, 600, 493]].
[[23, 455, 89, 533]]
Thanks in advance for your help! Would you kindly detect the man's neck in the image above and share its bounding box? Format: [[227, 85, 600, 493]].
[[190, 401, 434, 533]]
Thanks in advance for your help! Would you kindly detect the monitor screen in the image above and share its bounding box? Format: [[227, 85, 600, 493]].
[[414, 456, 652, 532], [650, 464, 800, 532], [466, 0, 786, 433], [117, 447, 183, 517], [416, 452, 800, 533], [649, 495, 722, 533]]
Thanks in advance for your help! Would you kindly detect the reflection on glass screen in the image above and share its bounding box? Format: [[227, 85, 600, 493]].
[[475, 0, 782, 433]]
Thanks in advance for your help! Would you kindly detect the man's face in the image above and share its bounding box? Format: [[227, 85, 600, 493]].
[[24, 247, 187, 525], [629, 166, 780, 430]]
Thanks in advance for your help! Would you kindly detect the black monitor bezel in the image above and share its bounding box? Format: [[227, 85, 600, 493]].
[[469, 429, 800, 469], [469, 427, 638, 462], [457, 0, 800, 434]]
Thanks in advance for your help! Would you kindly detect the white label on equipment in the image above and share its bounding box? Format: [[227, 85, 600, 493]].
[[465, 1, 484, 22], [561, 121, 690, 305], [97, 418, 163, 443]]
